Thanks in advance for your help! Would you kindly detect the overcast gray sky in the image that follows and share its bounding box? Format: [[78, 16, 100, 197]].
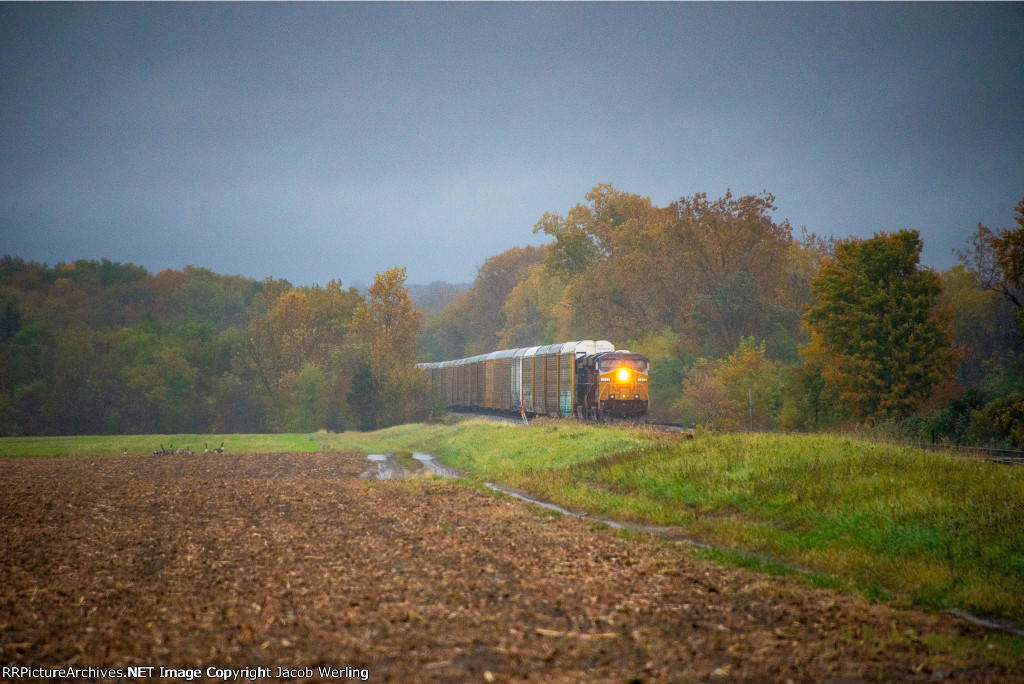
[[2, 3, 1022, 287]]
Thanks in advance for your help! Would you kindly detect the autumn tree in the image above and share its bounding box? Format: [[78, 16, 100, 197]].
[[802, 230, 959, 421], [715, 337, 784, 430], [940, 266, 1024, 391], [532, 208, 601, 280], [427, 246, 545, 358], [536, 186, 819, 356], [349, 267, 426, 429], [245, 281, 360, 431], [497, 262, 563, 348], [536, 186, 670, 342], [663, 191, 817, 358], [957, 197, 1024, 320], [673, 338, 783, 429], [675, 358, 724, 427]]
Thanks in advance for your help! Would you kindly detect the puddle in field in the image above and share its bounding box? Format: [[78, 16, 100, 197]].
[[359, 453, 463, 480], [360, 454, 409, 480], [412, 453, 461, 478]]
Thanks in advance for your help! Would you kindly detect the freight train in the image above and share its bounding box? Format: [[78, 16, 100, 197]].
[[417, 340, 649, 421]]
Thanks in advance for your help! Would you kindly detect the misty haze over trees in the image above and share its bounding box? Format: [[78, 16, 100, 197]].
[[2, 187, 1023, 447]]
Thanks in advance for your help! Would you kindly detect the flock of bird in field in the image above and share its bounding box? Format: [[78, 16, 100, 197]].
[[119, 442, 226, 456]]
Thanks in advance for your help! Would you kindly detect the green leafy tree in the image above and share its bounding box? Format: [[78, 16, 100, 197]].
[[208, 370, 267, 433], [347, 361, 382, 431], [532, 209, 601, 280], [779, 355, 836, 431], [803, 230, 959, 421], [969, 392, 1024, 447]]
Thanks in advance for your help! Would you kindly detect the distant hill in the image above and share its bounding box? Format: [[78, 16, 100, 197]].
[[407, 281, 470, 316]]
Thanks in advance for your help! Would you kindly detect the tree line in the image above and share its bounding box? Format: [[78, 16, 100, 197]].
[[420, 187, 1024, 447], [0, 259, 427, 435], [3, 188, 1022, 445]]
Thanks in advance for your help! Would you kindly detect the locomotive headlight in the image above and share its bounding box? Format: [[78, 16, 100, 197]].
[[616, 367, 630, 383]]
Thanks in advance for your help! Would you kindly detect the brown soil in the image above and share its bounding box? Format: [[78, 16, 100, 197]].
[[1, 452, 1020, 682]]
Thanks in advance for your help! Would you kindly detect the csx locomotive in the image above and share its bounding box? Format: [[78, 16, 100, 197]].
[[417, 340, 649, 421]]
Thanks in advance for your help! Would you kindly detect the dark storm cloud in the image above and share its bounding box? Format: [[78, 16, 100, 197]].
[[1, 3, 1021, 286]]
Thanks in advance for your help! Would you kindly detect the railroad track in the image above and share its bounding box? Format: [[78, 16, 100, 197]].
[[653, 424, 1024, 466], [934, 445, 1024, 466]]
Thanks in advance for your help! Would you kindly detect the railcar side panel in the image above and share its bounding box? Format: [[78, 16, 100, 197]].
[[559, 352, 574, 416], [544, 352, 557, 417], [536, 350, 544, 413], [498, 357, 511, 410], [485, 359, 495, 410], [522, 352, 534, 413], [473, 359, 483, 408]]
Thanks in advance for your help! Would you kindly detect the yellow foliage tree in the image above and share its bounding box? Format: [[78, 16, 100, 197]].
[[714, 338, 784, 430], [350, 267, 426, 428], [498, 263, 563, 348]]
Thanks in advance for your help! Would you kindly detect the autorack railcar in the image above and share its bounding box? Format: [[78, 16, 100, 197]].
[[417, 340, 649, 421]]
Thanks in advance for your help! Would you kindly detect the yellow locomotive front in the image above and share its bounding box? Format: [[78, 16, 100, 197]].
[[575, 350, 649, 420], [598, 351, 649, 418]]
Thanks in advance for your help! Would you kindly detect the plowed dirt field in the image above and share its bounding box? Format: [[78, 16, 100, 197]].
[[1, 452, 1020, 682]]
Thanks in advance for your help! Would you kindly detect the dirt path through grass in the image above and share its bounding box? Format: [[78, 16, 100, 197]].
[[1, 452, 1020, 682]]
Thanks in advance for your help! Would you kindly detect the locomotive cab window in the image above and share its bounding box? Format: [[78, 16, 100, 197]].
[[597, 354, 649, 375]]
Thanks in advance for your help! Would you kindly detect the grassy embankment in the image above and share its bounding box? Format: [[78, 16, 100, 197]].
[[332, 420, 1024, 629], [3, 420, 1023, 631]]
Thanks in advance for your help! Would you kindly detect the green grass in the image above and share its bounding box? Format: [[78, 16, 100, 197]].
[[318, 418, 657, 486], [0, 432, 330, 457], [550, 432, 1024, 626], [3, 420, 1023, 630]]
